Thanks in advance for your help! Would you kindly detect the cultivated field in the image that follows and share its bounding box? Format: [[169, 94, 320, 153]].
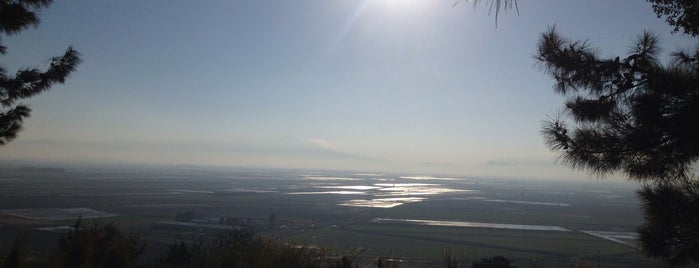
[[0, 163, 662, 267]]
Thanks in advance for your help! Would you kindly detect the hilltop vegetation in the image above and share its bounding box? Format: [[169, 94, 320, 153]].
[[1, 218, 610, 268]]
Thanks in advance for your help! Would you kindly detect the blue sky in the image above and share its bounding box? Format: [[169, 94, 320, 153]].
[[0, 0, 695, 179]]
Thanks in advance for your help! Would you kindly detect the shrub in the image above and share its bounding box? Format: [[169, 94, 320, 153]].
[[55, 218, 144, 268]]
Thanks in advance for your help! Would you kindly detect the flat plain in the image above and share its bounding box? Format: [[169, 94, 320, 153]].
[[0, 163, 663, 267]]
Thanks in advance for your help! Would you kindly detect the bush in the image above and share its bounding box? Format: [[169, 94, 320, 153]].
[[55, 218, 144, 268], [160, 228, 361, 268], [471, 256, 516, 268], [2, 240, 27, 268]]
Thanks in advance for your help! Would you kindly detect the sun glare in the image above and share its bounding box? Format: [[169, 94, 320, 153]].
[[381, 0, 431, 12]]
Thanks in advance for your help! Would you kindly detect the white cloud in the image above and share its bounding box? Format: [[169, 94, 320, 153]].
[[305, 138, 337, 151]]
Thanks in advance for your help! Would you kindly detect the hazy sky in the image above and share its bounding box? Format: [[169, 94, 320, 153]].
[[0, 0, 694, 179]]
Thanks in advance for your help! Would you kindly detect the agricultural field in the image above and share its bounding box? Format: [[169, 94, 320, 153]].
[[0, 163, 663, 267]]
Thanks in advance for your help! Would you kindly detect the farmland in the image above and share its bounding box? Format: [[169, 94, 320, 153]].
[[0, 163, 662, 267]]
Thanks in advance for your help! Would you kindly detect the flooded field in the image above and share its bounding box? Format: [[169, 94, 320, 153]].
[[0, 208, 118, 220], [581, 230, 638, 248], [340, 197, 426, 208], [484, 199, 571, 207], [0, 165, 656, 267], [287, 178, 472, 207], [373, 218, 570, 231]]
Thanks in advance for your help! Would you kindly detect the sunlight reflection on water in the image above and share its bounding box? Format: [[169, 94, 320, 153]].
[[374, 183, 437, 187], [581, 231, 638, 247], [303, 176, 363, 181], [221, 188, 278, 193], [316, 185, 382, 190], [288, 191, 367, 195], [170, 189, 215, 194], [288, 175, 475, 208], [373, 218, 570, 231], [400, 176, 461, 181], [287, 179, 478, 208], [339, 197, 426, 208], [484, 199, 571, 207], [377, 186, 466, 196]]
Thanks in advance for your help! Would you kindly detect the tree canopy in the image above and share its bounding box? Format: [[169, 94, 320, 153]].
[[455, 0, 518, 27], [647, 0, 699, 36], [637, 182, 699, 265], [536, 0, 699, 264], [537, 28, 699, 183], [0, 0, 81, 146]]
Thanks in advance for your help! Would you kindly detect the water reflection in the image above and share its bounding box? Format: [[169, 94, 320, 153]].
[[303, 176, 363, 181], [288, 191, 367, 195], [400, 176, 461, 181], [581, 231, 637, 247], [286, 175, 475, 208], [340, 197, 425, 208], [484, 199, 571, 207], [377, 186, 466, 196], [373, 218, 570, 232], [221, 188, 278, 193], [317, 185, 382, 190], [170, 189, 215, 194], [0, 208, 118, 221], [374, 183, 437, 187]]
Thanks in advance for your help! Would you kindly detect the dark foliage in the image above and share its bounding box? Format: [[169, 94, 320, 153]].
[[537, 27, 699, 183], [175, 210, 194, 222], [268, 212, 276, 229], [536, 7, 699, 263], [2, 239, 26, 268], [158, 228, 360, 268], [647, 0, 699, 36], [0, 0, 81, 146], [0, 0, 52, 50], [443, 248, 459, 268], [0, 219, 367, 268], [56, 218, 144, 268], [638, 182, 699, 265], [471, 256, 516, 268], [160, 240, 200, 267], [453, 0, 518, 28], [472, 0, 518, 28]]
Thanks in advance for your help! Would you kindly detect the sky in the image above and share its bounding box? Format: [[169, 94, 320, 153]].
[[0, 0, 695, 180]]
